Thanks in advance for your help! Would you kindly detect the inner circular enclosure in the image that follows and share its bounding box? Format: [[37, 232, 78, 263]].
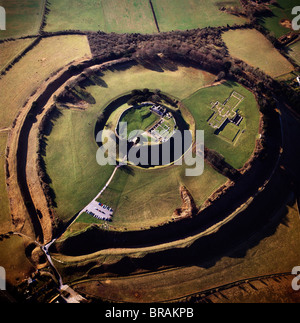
[[104, 94, 193, 169]]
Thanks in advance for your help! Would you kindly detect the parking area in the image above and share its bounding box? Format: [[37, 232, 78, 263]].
[[84, 200, 113, 221]]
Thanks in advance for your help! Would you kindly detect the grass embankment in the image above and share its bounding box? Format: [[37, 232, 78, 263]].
[[0, 0, 43, 39], [0, 133, 10, 234], [0, 35, 91, 250], [223, 29, 294, 78]]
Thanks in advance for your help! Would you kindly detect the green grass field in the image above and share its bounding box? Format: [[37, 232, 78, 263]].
[[120, 105, 159, 139], [45, 64, 225, 226], [97, 163, 226, 231], [260, 0, 299, 38], [100, 0, 157, 33], [151, 0, 246, 32], [45, 0, 157, 34], [0, 0, 43, 39], [0, 35, 91, 129], [44, 107, 116, 223], [288, 41, 300, 66], [223, 29, 294, 78], [219, 123, 240, 143], [183, 81, 260, 169], [88, 64, 216, 100], [44, 0, 246, 34], [68, 162, 226, 232]]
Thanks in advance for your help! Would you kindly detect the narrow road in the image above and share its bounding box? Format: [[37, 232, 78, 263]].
[[0, 127, 10, 133]]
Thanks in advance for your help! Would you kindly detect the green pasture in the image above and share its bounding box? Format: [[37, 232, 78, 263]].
[[44, 0, 157, 34], [44, 0, 246, 34], [0, 0, 43, 39], [151, 0, 246, 32], [120, 105, 159, 139], [219, 123, 241, 143], [87, 64, 216, 100], [260, 0, 299, 38], [70, 163, 226, 232], [223, 29, 294, 78], [98, 163, 226, 231], [288, 41, 300, 66], [100, 0, 157, 33], [44, 107, 116, 224], [183, 81, 260, 169]]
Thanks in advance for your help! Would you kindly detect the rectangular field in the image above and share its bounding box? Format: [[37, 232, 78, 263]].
[[44, 0, 246, 33], [288, 41, 300, 66], [151, 0, 246, 32], [45, 0, 157, 34], [0, 0, 43, 39], [223, 29, 294, 78], [44, 0, 104, 33], [219, 123, 240, 143], [0, 38, 36, 71], [100, 0, 157, 34]]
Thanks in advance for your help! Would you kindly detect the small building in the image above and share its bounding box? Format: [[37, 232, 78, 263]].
[[150, 105, 167, 117]]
